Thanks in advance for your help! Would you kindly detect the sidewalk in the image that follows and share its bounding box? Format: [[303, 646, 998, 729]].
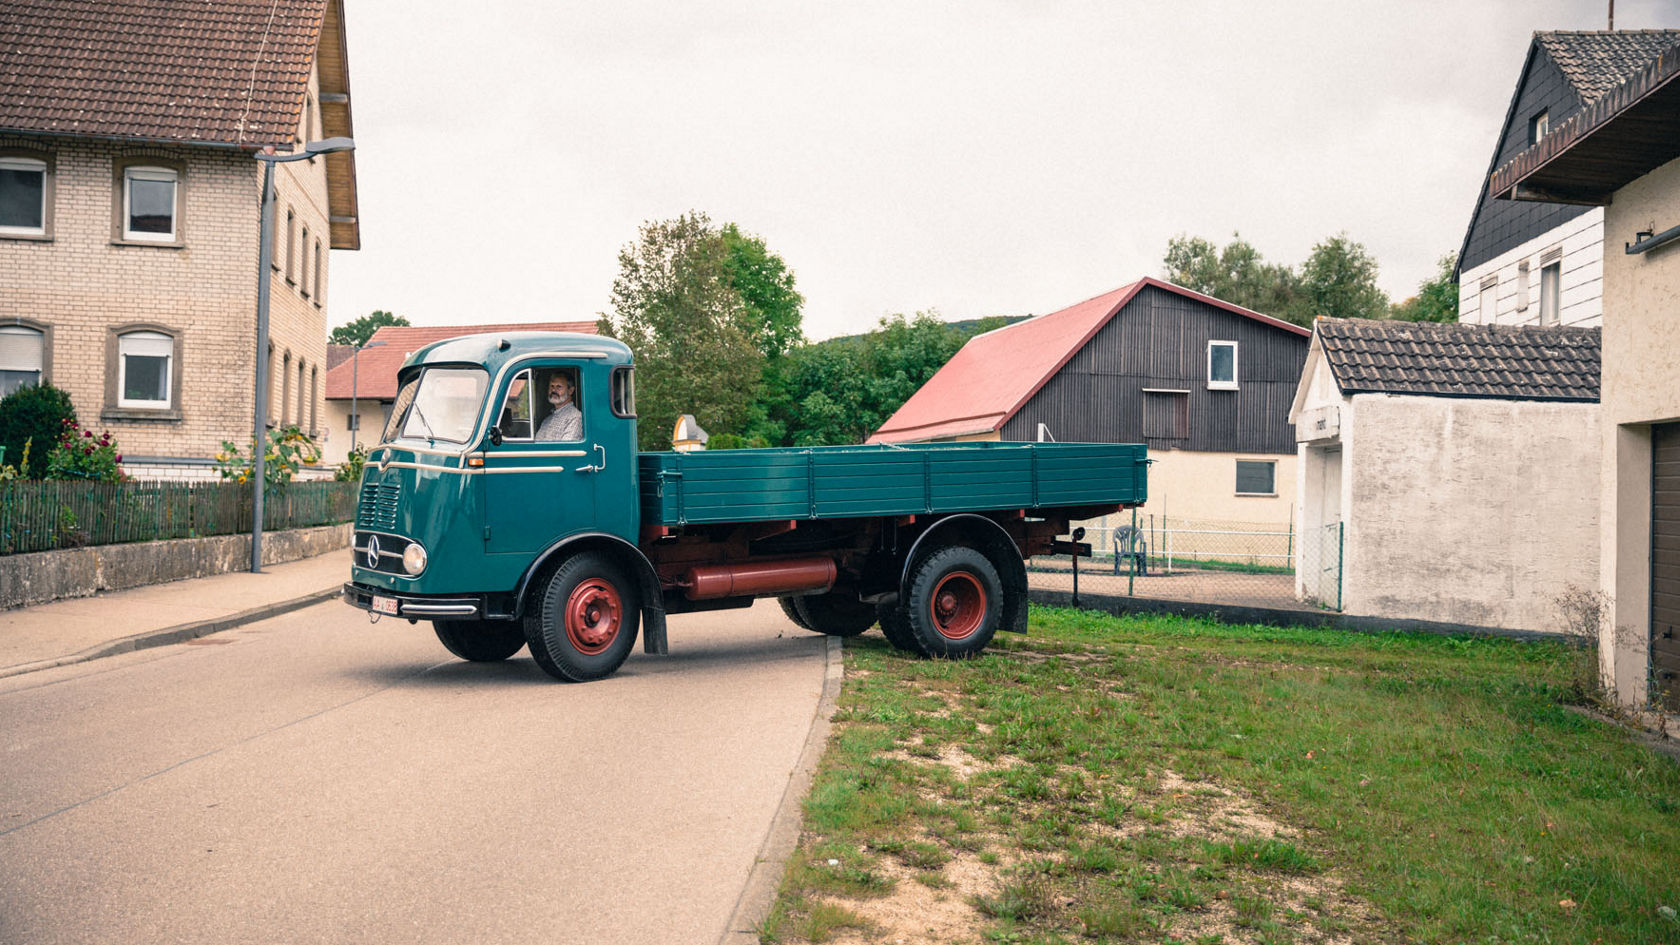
[[0, 548, 350, 678]]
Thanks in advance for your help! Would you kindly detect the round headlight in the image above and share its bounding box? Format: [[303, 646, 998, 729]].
[[402, 543, 428, 575]]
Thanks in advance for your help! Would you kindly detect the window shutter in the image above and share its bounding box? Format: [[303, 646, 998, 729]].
[[0, 327, 42, 372]]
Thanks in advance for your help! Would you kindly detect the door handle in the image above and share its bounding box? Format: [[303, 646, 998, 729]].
[[575, 443, 606, 474]]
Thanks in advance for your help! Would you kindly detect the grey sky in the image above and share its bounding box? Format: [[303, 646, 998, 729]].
[[329, 0, 1679, 341]]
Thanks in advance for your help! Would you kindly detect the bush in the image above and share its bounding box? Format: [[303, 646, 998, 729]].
[[44, 418, 126, 482], [0, 383, 77, 478], [214, 425, 321, 485]]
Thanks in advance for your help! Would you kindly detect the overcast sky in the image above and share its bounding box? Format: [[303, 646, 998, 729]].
[[326, 0, 1679, 341]]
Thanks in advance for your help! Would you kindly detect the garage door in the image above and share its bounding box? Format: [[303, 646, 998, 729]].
[[1654, 423, 1680, 711]]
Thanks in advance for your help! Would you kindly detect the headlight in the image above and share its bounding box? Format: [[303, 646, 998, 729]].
[[402, 543, 428, 575]]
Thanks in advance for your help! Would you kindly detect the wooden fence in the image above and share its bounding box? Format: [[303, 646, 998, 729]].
[[0, 480, 358, 555]]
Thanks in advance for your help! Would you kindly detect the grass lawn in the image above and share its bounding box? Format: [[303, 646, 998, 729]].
[[761, 607, 1680, 945]]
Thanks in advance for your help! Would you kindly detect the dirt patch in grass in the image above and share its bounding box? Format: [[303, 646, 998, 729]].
[[812, 850, 1004, 945]]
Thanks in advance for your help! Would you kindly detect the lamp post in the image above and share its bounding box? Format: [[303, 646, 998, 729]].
[[349, 340, 386, 453], [252, 137, 354, 573]]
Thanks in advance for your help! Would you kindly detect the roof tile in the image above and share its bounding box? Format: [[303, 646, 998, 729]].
[[1316, 318, 1600, 402]]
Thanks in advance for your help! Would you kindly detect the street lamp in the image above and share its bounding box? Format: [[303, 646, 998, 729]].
[[349, 340, 386, 453], [252, 136, 354, 573]]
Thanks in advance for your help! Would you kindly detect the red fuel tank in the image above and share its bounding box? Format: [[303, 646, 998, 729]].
[[681, 557, 837, 601]]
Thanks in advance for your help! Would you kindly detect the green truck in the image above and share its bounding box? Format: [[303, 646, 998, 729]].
[[342, 332, 1148, 681]]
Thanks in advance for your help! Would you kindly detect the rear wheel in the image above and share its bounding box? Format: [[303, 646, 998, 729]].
[[433, 619, 527, 662], [793, 592, 877, 637], [525, 552, 640, 682], [777, 596, 814, 630], [905, 546, 1002, 659], [876, 602, 924, 655]]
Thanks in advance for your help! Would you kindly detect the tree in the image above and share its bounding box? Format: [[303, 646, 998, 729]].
[[597, 212, 765, 450], [1163, 233, 1307, 324], [0, 383, 77, 478], [329, 310, 409, 347], [1389, 253, 1460, 322], [720, 223, 804, 359], [1300, 234, 1389, 321]]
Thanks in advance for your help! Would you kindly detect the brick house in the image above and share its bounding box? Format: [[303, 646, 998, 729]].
[[0, 0, 359, 480]]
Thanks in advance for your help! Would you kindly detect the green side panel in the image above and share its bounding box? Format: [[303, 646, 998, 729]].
[[638, 442, 1147, 527]]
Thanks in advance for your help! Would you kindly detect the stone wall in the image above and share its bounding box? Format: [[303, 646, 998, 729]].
[[0, 523, 350, 611]]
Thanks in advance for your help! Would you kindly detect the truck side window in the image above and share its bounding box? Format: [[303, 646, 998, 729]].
[[611, 367, 636, 418], [498, 370, 533, 441], [535, 368, 583, 441]]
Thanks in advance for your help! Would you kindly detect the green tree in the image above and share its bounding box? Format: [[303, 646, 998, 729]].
[[329, 310, 409, 347], [1300, 233, 1389, 321], [0, 383, 77, 478], [720, 223, 804, 358], [1163, 233, 1307, 324], [1389, 253, 1460, 322], [597, 212, 765, 450]]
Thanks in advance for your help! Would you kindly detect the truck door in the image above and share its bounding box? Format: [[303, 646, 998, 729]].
[[481, 363, 598, 555]]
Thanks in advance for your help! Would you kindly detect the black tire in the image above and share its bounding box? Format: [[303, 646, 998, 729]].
[[524, 551, 641, 682], [876, 602, 925, 655], [434, 619, 527, 662], [793, 592, 877, 637], [905, 545, 1002, 659], [778, 596, 814, 631]]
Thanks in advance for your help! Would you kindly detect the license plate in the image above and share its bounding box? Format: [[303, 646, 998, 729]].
[[371, 595, 400, 616]]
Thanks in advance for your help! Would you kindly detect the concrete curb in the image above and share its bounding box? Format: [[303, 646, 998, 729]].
[[0, 587, 342, 680], [718, 632, 844, 945]]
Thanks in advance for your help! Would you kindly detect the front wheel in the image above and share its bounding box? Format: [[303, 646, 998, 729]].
[[905, 546, 1002, 659], [525, 552, 641, 682], [434, 619, 527, 662]]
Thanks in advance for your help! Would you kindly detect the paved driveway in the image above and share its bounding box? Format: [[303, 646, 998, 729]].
[[0, 599, 827, 945]]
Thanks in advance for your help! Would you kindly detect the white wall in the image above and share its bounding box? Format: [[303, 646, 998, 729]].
[[1345, 394, 1599, 631], [1458, 207, 1603, 327]]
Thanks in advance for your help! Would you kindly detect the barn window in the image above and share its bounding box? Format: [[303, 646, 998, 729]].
[[1142, 389, 1188, 441], [1208, 341, 1238, 390], [1236, 460, 1276, 496]]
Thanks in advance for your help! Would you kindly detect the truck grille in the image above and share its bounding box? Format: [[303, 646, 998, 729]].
[[353, 531, 414, 575], [356, 479, 401, 532]]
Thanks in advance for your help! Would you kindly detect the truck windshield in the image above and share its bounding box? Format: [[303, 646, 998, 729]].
[[381, 367, 488, 446]]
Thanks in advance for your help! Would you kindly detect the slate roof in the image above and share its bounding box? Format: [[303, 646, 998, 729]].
[[1534, 30, 1680, 103], [869, 278, 1308, 443], [1315, 318, 1600, 402], [0, 0, 327, 148], [324, 322, 600, 401]]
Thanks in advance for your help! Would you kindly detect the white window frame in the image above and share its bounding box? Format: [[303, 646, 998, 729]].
[[1207, 340, 1239, 390], [1539, 261, 1561, 327], [0, 157, 48, 237], [117, 331, 173, 409], [122, 166, 178, 242], [1235, 459, 1277, 497]]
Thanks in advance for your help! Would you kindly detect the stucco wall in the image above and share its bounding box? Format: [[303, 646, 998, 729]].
[[1137, 448, 1296, 528], [1348, 394, 1599, 631], [1599, 154, 1680, 705]]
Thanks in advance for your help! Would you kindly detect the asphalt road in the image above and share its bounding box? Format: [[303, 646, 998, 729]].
[[0, 599, 829, 945]]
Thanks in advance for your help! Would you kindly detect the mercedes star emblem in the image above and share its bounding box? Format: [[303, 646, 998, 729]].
[[366, 534, 381, 568]]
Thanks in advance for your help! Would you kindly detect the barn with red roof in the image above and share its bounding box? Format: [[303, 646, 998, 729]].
[[871, 277, 1310, 528]]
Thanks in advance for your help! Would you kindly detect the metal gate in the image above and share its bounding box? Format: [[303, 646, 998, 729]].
[[1652, 423, 1680, 711]]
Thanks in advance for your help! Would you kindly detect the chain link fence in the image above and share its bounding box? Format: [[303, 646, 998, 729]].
[[1028, 512, 1344, 611], [0, 480, 357, 555]]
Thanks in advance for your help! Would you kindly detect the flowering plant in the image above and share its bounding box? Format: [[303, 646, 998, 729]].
[[44, 419, 126, 482], [215, 425, 321, 485]]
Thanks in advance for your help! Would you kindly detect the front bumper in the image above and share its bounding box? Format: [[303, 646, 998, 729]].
[[341, 582, 485, 620]]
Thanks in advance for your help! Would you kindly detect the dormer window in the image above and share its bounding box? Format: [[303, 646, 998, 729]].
[[1207, 340, 1238, 390], [1530, 109, 1549, 145]]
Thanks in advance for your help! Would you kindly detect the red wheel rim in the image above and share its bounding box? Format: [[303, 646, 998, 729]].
[[565, 579, 623, 655], [929, 571, 986, 640]]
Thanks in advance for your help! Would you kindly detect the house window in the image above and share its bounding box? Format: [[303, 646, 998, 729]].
[[310, 367, 319, 434], [1530, 109, 1549, 144], [281, 352, 293, 424], [1516, 261, 1530, 312], [313, 239, 324, 306], [296, 359, 306, 426], [1207, 341, 1238, 390], [0, 155, 49, 237], [285, 209, 297, 283], [0, 325, 45, 395], [1236, 460, 1277, 496], [1539, 262, 1561, 326], [118, 331, 173, 408], [1142, 389, 1189, 441], [300, 226, 311, 297], [1479, 276, 1498, 322], [122, 166, 178, 241]]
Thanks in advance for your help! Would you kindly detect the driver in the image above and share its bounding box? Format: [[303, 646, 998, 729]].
[[536, 371, 582, 441]]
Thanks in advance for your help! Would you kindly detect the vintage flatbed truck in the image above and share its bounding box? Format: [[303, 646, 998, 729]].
[[341, 332, 1147, 681]]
